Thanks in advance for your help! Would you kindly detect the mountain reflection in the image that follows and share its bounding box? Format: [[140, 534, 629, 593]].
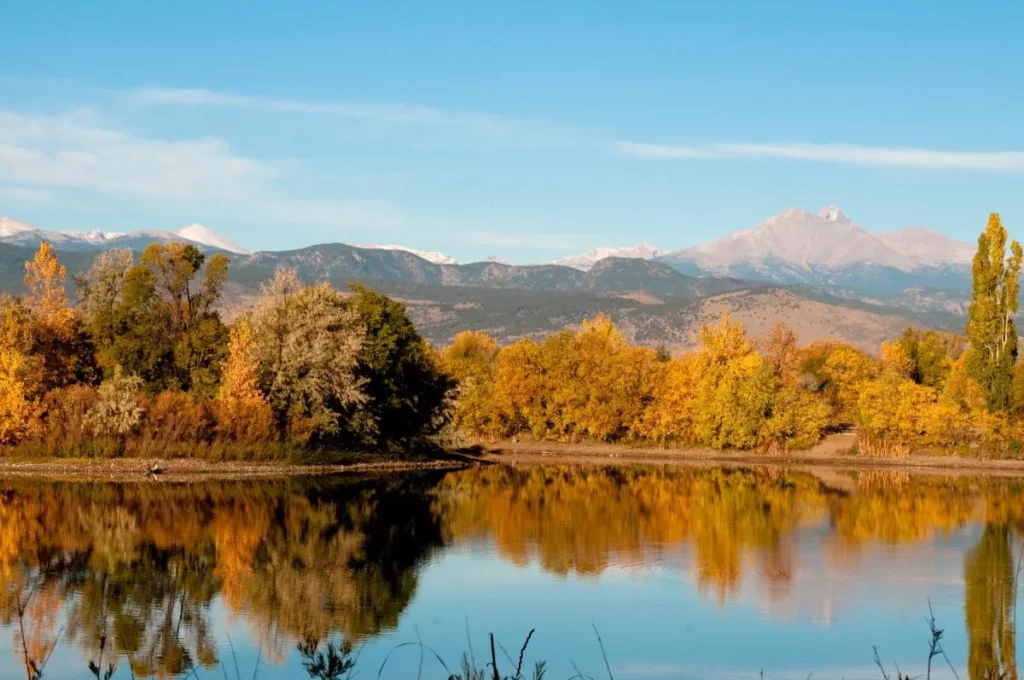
[[0, 466, 1023, 678]]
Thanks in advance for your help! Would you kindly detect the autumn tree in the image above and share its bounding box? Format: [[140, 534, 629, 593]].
[[439, 330, 502, 438], [814, 343, 879, 421], [216, 320, 273, 442], [688, 315, 777, 449], [967, 213, 1023, 412], [0, 303, 39, 445], [249, 269, 366, 443], [22, 242, 95, 391], [491, 338, 548, 438], [897, 328, 963, 389]]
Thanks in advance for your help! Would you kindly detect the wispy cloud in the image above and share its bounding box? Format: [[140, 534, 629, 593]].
[[133, 87, 555, 145], [616, 140, 1024, 171], [0, 108, 403, 230], [0, 109, 283, 200]]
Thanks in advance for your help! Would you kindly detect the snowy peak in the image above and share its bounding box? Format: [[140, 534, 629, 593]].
[[875, 227, 976, 267], [663, 205, 975, 281], [552, 243, 664, 271], [680, 206, 911, 271], [175, 224, 250, 254], [0, 217, 250, 254], [359, 244, 458, 265], [0, 216, 38, 237], [817, 205, 849, 223]]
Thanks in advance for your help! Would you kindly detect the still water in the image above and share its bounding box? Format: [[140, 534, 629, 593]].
[[0, 465, 1020, 679]]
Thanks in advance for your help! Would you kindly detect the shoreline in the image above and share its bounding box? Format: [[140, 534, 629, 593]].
[[0, 455, 474, 482], [5, 431, 1024, 480], [473, 434, 1024, 478]]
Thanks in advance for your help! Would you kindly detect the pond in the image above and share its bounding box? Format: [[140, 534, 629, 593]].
[[0, 464, 1020, 679]]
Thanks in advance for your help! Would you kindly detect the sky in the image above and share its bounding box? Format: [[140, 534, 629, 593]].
[[1, 1, 1023, 262]]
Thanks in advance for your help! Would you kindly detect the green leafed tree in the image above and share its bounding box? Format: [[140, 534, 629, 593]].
[[77, 243, 230, 394], [966, 213, 1023, 412], [346, 284, 455, 450]]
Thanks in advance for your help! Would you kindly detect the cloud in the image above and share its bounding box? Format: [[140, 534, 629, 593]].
[[0, 108, 403, 231], [0, 109, 283, 200], [133, 87, 549, 144], [616, 140, 1024, 171]]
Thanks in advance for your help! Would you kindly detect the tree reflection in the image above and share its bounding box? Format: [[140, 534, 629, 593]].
[[2, 468, 1024, 677], [965, 524, 1018, 680], [0, 475, 445, 677]]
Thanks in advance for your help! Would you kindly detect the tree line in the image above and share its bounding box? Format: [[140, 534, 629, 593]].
[[439, 213, 1024, 456], [0, 212, 1021, 457], [0, 242, 453, 457]]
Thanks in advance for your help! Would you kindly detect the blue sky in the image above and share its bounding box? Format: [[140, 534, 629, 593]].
[[1, 1, 1023, 261]]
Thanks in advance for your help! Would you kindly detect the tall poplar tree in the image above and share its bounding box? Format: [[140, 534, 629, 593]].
[[966, 213, 1023, 412]]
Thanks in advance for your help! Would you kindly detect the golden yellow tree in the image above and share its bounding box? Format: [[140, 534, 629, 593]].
[[216, 320, 273, 442], [24, 243, 74, 327], [819, 343, 879, 420], [22, 242, 93, 391], [440, 330, 502, 438], [689, 315, 775, 449], [218, 321, 265, 407], [0, 305, 38, 445], [637, 353, 696, 443]]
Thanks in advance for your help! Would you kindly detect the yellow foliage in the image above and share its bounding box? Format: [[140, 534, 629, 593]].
[[820, 343, 879, 420], [218, 321, 266, 408], [689, 315, 775, 449], [636, 354, 696, 443], [854, 372, 975, 454], [880, 340, 914, 378], [489, 317, 661, 442], [216, 321, 274, 443], [23, 242, 74, 329], [439, 330, 503, 438], [0, 306, 39, 445]]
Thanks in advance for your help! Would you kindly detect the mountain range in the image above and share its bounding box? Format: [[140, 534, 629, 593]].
[[0, 206, 980, 351], [0, 217, 250, 255]]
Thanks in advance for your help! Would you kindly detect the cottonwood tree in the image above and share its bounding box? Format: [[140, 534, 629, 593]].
[[967, 213, 1022, 412], [249, 269, 366, 442]]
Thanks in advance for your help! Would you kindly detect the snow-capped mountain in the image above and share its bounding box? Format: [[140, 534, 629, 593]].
[[0, 217, 249, 254], [874, 227, 975, 268], [657, 206, 975, 292], [358, 244, 458, 265], [552, 243, 664, 271], [174, 224, 250, 254], [0, 217, 38, 238]]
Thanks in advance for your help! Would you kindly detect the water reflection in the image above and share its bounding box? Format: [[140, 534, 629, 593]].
[[0, 466, 1022, 678]]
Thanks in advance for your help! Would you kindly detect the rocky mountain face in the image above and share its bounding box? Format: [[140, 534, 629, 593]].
[[657, 206, 974, 295]]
